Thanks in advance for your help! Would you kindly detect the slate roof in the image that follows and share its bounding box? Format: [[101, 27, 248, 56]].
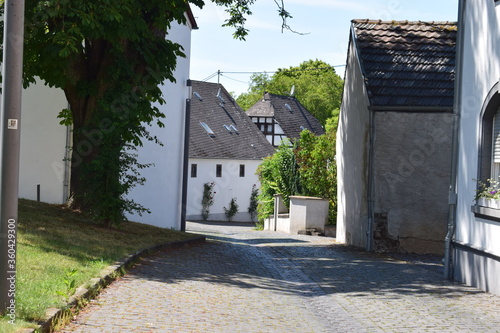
[[189, 80, 275, 159], [352, 20, 457, 109], [246, 92, 325, 139]]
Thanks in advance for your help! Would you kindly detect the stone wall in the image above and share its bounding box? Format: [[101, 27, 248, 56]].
[[372, 112, 453, 254]]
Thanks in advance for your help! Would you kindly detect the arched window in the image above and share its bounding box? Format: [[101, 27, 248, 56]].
[[478, 89, 500, 185]]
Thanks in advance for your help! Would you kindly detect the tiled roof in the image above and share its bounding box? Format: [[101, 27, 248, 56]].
[[247, 93, 325, 139], [352, 20, 456, 108], [189, 80, 275, 159]]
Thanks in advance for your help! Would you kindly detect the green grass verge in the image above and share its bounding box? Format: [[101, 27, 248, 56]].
[[0, 199, 198, 332]]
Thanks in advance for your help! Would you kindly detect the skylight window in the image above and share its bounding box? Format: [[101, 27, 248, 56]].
[[285, 103, 292, 112], [223, 124, 232, 132], [199, 122, 215, 136], [217, 88, 225, 104], [229, 124, 238, 133], [193, 91, 202, 101]]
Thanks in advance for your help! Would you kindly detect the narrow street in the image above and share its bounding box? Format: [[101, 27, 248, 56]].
[[62, 222, 500, 332]]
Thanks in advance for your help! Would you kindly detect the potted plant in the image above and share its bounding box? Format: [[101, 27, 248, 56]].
[[475, 178, 500, 208]]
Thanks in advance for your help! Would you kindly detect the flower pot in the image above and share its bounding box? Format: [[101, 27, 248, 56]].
[[478, 198, 487, 206], [489, 199, 500, 209]]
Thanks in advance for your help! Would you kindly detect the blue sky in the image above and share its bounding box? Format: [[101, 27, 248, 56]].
[[190, 0, 458, 96]]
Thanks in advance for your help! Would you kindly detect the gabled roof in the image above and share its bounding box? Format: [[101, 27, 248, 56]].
[[189, 80, 275, 159], [246, 92, 325, 139], [186, 5, 198, 30], [352, 20, 457, 109]]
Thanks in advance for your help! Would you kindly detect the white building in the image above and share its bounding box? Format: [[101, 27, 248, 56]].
[[12, 9, 197, 230], [446, 0, 500, 295], [186, 81, 275, 222], [125, 11, 197, 229]]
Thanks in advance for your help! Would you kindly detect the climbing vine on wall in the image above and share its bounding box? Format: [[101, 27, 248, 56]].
[[201, 182, 215, 220]]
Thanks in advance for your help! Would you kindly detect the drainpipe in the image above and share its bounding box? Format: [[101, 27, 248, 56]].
[[366, 106, 375, 252], [180, 81, 192, 232], [444, 0, 465, 279]]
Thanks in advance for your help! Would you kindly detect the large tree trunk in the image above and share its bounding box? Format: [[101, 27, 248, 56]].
[[68, 120, 124, 226], [68, 123, 102, 212]]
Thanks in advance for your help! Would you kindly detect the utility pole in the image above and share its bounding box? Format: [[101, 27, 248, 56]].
[[0, 0, 25, 317]]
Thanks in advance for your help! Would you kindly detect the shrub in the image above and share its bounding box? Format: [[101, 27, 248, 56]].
[[256, 122, 337, 225], [224, 197, 239, 222], [248, 184, 258, 222], [201, 182, 215, 220]]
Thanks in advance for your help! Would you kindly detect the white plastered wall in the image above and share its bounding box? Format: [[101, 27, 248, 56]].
[[454, 0, 500, 294], [186, 158, 261, 222], [125, 20, 193, 229], [16, 81, 69, 204], [336, 36, 371, 248]]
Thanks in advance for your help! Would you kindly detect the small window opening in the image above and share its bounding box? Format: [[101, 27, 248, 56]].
[[191, 164, 197, 178]]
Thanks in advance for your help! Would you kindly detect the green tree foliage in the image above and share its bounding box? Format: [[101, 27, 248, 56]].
[[0, 0, 291, 226], [237, 59, 343, 125], [257, 126, 337, 225], [236, 72, 271, 110], [256, 140, 301, 222], [294, 129, 337, 223]]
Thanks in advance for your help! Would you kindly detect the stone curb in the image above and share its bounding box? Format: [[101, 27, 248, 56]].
[[26, 235, 206, 333]]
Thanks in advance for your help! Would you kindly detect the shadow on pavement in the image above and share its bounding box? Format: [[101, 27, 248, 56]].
[[122, 223, 486, 303]]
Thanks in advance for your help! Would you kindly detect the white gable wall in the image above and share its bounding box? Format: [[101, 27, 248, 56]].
[[336, 37, 371, 249], [186, 158, 261, 222], [454, 0, 500, 294], [125, 20, 192, 229]]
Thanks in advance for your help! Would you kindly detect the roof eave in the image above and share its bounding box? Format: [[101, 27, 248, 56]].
[[368, 105, 454, 112], [186, 4, 198, 30]]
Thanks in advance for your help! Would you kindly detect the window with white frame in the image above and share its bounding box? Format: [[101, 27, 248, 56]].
[[475, 92, 500, 216], [492, 108, 500, 181], [251, 116, 288, 147]]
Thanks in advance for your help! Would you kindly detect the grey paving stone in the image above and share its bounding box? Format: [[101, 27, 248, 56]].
[[60, 222, 500, 333]]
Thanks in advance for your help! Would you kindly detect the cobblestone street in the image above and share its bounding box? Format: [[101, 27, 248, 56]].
[[61, 222, 500, 332]]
